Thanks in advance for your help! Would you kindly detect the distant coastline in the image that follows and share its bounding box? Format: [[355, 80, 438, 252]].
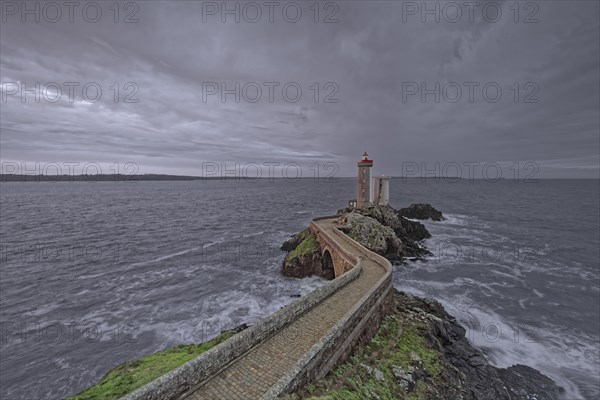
[[2, 174, 595, 182], [0, 174, 244, 182]]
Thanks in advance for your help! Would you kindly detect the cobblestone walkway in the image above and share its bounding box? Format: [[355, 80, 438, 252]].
[[184, 218, 388, 400]]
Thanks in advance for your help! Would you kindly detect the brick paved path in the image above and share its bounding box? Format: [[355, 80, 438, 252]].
[[184, 218, 388, 400]]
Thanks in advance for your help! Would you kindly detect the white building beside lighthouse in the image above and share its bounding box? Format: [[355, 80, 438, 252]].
[[372, 176, 390, 206]]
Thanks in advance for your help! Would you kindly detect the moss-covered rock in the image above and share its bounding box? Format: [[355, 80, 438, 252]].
[[286, 233, 321, 262], [281, 228, 314, 252], [281, 229, 326, 279]]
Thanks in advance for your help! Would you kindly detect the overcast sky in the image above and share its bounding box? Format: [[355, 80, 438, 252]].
[[1, 0, 598, 178]]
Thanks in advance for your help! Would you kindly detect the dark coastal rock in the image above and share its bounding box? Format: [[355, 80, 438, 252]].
[[221, 323, 250, 335], [400, 218, 431, 242], [281, 252, 324, 279], [280, 228, 325, 279], [395, 290, 561, 400], [281, 228, 310, 252], [337, 204, 432, 260], [398, 203, 446, 221], [498, 364, 562, 400]]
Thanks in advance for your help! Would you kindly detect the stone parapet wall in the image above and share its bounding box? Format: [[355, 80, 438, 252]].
[[121, 257, 362, 400]]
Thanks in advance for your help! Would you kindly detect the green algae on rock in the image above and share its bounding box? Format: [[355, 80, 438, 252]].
[[281, 228, 326, 279], [286, 232, 321, 262]]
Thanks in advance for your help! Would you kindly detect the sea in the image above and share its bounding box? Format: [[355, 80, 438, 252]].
[[0, 178, 598, 399]]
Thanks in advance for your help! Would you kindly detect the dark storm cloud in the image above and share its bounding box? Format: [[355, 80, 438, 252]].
[[1, 0, 598, 178]]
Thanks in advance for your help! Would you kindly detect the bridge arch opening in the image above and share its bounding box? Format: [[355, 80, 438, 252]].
[[322, 249, 335, 280]]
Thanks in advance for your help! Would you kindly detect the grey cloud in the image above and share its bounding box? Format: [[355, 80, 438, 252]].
[[0, 0, 598, 178]]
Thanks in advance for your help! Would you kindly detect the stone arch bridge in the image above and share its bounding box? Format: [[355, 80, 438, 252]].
[[122, 215, 393, 400], [310, 218, 356, 279]]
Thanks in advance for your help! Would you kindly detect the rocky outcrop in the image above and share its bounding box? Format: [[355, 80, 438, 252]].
[[281, 252, 324, 279], [398, 203, 446, 221], [336, 212, 403, 262], [286, 290, 561, 400], [221, 323, 250, 335], [394, 290, 561, 400], [498, 365, 561, 399], [280, 228, 324, 279], [342, 204, 432, 241], [280, 204, 443, 278], [337, 204, 433, 260]]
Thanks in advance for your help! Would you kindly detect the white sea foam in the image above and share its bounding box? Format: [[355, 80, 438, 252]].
[[533, 288, 544, 298], [434, 213, 472, 226], [144, 268, 328, 346], [518, 298, 528, 309], [397, 287, 596, 400], [489, 269, 526, 284], [129, 247, 201, 267]]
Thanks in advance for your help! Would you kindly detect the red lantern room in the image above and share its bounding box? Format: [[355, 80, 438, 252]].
[[360, 152, 373, 164]]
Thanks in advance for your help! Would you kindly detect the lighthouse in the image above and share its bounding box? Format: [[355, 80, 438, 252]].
[[348, 152, 390, 209], [356, 152, 373, 208]]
